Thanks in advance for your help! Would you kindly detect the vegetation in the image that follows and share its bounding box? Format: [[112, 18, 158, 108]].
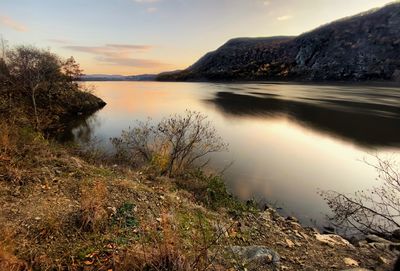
[[0, 41, 397, 270], [111, 110, 228, 177], [0, 42, 105, 130], [322, 156, 400, 236], [0, 44, 250, 270]]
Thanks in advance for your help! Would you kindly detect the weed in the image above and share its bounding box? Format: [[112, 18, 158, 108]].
[[112, 202, 138, 228]]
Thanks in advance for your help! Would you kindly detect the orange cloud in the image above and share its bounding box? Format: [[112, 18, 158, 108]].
[[0, 15, 28, 32], [65, 44, 166, 68]]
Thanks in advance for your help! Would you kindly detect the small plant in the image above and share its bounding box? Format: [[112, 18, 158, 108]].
[[112, 202, 138, 228], [176, 171, 255, 215]]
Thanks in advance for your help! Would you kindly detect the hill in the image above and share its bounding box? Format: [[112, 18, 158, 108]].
[[158, 2, 400, 82]]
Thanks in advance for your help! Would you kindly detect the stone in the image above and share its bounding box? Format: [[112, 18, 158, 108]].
[[365, 234, 391, 244], [315, 233, 354, 248], [285, 238, 295, 248], [378, 256, 391, 265], [286, 216, 298, 223], [343, 257, 359, 267], [340, 269, 371, 271], [323, 226, 335, 234], [392, 229, 400, 240], [230, 245, 280, 270]]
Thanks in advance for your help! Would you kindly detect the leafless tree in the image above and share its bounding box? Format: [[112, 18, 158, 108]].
[[0, 35, 8, 60], [6, 46, 61, 125], [111, 111, 228, 177], [322, 156, 400, 236]]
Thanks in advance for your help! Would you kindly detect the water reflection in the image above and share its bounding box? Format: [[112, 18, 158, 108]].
[[62, 81, 400, 227], [208, 91, 400, 148], [58, 114, 101, 143]]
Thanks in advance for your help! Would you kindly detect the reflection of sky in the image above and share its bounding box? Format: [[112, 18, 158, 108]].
[[0, 0, 394, 75], [73, 81, 400, 227]]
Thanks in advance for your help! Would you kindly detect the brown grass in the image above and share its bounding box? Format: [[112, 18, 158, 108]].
[[0, 230, 29, 271], [116, 213, 192, 271], [0, 249, 29, 271], [79, 180, 108, 232]]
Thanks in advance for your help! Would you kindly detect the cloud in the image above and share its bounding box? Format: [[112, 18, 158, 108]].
[[146, 7, 158, 13], [65, 44, 152, 58], [65, 44, 165, 68], [96, 57, 164, 67], [277, 15, 292, 21], [47, 38, 71, 44], [106, 44, 152, 50], [134, 0, 161, 3], [0, 15, 28, 32]]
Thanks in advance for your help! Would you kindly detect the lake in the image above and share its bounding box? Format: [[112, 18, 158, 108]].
[[64, 81, 400, 228]]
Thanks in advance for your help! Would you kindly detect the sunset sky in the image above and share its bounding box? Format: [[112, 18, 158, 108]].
[[0, 0, 395, 75]]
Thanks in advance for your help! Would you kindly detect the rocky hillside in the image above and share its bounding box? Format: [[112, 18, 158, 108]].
[[158, 2, 400, 82]]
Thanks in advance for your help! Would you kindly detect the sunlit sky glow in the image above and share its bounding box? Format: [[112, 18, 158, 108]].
[[0, 0, 395, 75]]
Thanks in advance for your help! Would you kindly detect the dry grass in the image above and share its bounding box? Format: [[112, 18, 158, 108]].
[[0, 229, 29, 271], [116, 213, 192, 271], [0, 249, 29, 271], [79, 180, 108, 232]]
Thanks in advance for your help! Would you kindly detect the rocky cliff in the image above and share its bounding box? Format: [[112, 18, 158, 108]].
[[158, 2, 400, 82]]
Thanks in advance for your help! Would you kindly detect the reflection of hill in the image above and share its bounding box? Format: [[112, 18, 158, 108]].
[[56, 114, 101, 143], [208, 91, 400, 148]]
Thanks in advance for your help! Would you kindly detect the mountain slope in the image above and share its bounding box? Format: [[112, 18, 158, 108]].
[[158, 2, 400, 82]]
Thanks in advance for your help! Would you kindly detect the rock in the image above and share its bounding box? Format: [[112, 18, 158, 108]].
[[230, 245, 280, 270], [315, 233, 354, 248], [285, 238, 295, 248], [392, 229, 400, 240], [340, 269, 371, 271], [323, 226, 336, 234], [365, 234, 391, 244], [286, 216, 298, 223], [343, 257, 359, 267], [378, 256, 391, 265]]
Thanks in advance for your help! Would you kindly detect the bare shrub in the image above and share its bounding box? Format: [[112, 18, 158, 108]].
[[322, 156, 400, 235], [111, 110, 228, 177], [79, 181, 108, 232]]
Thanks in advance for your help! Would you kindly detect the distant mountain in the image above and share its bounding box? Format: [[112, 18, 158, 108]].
[[81, 74, 156, 81], [158, 2, 400, 82]]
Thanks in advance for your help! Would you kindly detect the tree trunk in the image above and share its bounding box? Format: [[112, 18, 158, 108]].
[[31, 88, 39, 128]]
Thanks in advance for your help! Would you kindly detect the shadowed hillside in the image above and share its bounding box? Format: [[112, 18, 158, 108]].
[[158, 2, 400, 82]]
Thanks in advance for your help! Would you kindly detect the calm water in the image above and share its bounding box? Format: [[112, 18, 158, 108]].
[[65, 81, 400, 227]]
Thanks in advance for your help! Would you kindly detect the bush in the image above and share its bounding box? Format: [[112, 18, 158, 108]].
[[111, 111, 228, 177], [175, 171, 255, 214]]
